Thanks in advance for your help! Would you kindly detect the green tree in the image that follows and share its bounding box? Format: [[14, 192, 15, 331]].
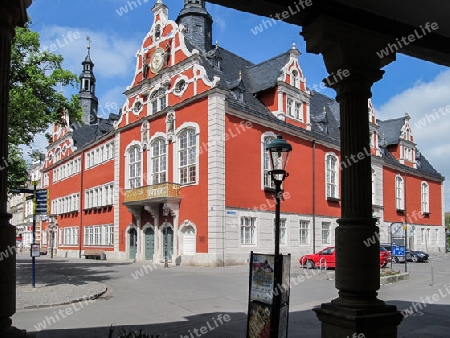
[[8, 22, 82, 187]]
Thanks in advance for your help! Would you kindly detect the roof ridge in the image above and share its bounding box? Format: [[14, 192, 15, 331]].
[[246, 50, 290, 70]]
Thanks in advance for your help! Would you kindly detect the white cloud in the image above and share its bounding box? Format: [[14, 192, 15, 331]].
[[378, 69, 450, 210], [38, 25, 141, 79], [98, 86, 126, 118]]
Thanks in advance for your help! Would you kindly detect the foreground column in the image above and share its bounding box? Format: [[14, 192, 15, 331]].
[[0, 1, 30, 337], [301, 17, 403, 337]]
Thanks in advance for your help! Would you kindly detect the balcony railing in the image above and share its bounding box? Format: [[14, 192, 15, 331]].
[[123, 182, 181, 204]]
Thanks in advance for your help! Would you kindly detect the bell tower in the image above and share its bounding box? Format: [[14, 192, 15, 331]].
[[176, 0, 213, 52], [79, 37, 98, 125]]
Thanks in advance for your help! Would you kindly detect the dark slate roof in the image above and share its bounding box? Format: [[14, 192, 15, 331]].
[[309, 90, 340, 141], [380, 146, 443, 180], [247, 52, 290, 93], [183, 35, 443, 181], [377, 117, 405, 145], [71, 119, 114, 149]]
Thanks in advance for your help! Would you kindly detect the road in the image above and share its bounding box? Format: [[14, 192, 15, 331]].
[[11, 253, 450, 337]]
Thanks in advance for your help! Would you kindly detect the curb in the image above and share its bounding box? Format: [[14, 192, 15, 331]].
[[380, 273, 410, 285], [20, 284, 108, 310], [326, 271, 410, 285]]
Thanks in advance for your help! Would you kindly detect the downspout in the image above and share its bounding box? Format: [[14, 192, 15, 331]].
[[312, 140, 316, 253], [79, 150, 84, 259]]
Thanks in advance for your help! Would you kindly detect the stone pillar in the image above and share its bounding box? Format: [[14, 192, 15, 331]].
[[301, 17, 403, 337], [0, 1, 30, 337]]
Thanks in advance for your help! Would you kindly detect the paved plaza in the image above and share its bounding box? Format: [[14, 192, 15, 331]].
[[11, 253, 450, 337]]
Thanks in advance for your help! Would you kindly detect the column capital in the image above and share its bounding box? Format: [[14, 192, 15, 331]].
[[301, 16, 395, 99], [0, 0, 30, 32]]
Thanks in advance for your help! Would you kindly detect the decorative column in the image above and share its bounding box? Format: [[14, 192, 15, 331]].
[[0, 1, 31, 337], [301, 17, 403, 337]]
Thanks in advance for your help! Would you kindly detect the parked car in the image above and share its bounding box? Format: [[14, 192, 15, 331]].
[[407, 250, 429, 262], [299, 246, 390, 269], [381, 244, 429, 263]]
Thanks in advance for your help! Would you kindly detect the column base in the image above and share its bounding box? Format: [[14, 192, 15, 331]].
[[0, 325, 31, 338], [314, 302, 403, 338]]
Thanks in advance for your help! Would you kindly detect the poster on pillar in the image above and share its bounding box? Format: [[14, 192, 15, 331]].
[[249, 253, 275, 304]]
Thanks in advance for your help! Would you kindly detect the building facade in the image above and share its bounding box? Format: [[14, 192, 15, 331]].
[[38, 0, 445, 265]]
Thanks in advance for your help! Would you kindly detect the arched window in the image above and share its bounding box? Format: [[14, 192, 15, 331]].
[[127, 145, 142, 189], [151, 138, 166, 185], [395, 175, 405, 210], [150, 89, 167, 114], [178, 129, 197, 185], [421, 182, 429, 214], [325, 153, 339, 199]]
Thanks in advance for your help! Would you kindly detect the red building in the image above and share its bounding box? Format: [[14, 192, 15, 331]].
[[40, 0, 444, 265]]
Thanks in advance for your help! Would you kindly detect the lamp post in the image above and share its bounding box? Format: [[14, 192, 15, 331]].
[[162, 203, 170, 268], [266, 134, 292, 338]]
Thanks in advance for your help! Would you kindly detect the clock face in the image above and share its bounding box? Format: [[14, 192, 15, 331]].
[[150, 47, 164, 74]]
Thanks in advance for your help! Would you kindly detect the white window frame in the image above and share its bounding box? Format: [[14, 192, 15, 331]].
[[262, 132, 276, 190], [151, 137, 167, 185], [150, 89, 167, 114], [322, 222, 331, 245], [395, 174, 405, 210], [125, 143, 143, 189], [421, 182, 429, 214], [299, 220, 309, 245], [372, 167, 376, 205], [178, 127, 197, 185], [325, 153, 339, 199], [240, 217, 256, 245]]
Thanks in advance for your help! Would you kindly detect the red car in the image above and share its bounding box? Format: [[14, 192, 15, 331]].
[[299, 246, 391, 269]]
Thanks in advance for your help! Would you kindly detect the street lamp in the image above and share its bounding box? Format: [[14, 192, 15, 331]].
[[266, 134, 292, 338], [162, 203, 170, 268]]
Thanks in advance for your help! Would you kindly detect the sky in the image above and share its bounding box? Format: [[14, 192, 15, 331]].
[[26, 0, 450, 211]]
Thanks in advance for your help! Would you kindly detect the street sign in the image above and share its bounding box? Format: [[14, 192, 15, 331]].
[[35, 189, 48, 215], [392, 245, 406, 256], [9, 188, 34, 194]]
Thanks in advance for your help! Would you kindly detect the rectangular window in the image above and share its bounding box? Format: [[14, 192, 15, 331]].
[[263, 136, 275, 189], [179, 130, 196, 185], [326, 155, 338, 198], [84, 225, 113, 246], [299, 220, 309, 244], [322, 222, 331, 245], [62, 227, 79, 246], [240, 217, 256, 245]]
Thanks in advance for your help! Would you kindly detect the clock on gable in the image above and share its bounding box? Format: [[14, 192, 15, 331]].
[[150, 47, 165, 74]]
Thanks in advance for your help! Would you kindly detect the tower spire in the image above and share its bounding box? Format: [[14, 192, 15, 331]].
[[79, 38, 98, 125]]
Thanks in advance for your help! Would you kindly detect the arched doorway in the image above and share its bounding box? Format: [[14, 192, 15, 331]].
[[129, 228, 137, 260], [145, 227, 155, 260]]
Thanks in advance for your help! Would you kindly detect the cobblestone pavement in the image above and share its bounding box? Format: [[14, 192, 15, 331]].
[[16, 282, 107, 310], [16, 254, 108, 310]]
